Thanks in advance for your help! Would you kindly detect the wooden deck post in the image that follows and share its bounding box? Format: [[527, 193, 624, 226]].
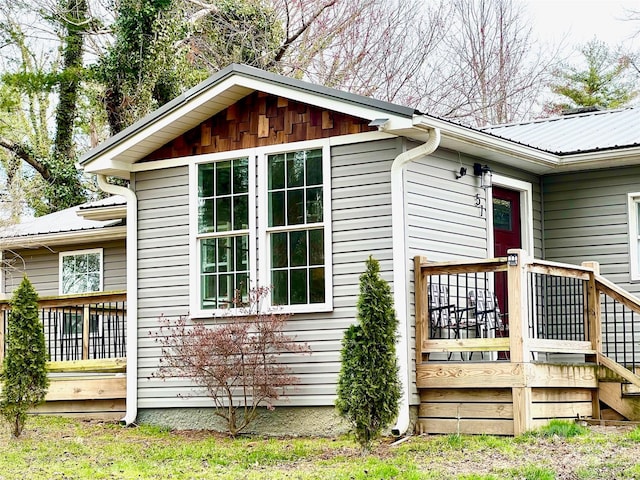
[[507, 248, 532, 435], [414, 256, 428, 364], [582, 260, 601, 420]]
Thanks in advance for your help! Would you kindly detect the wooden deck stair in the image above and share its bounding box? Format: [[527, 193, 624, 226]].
[[597, 354, 640, 421], [414, 252, 640, 435]]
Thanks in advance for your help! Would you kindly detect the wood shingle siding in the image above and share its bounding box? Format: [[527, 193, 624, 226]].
[[135, 138, 401, 409], [141, 92, 376, 162]]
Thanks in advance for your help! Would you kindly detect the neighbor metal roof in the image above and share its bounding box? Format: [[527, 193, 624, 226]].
[[482, 108, 640, 155], [0, 196, 125, 239]]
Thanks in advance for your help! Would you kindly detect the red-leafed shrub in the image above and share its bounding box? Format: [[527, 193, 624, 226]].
[[153, 287, 310, 436]]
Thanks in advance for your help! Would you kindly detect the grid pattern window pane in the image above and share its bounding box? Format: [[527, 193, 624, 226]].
[[268, 150, 323, 228], [267, 149, 325, 307], [198, 158, 249, 234], [61, 252, 101, 294], [270, 229, 325, 306], [200, 236, 249, 309], [198, 157, 250, 310]]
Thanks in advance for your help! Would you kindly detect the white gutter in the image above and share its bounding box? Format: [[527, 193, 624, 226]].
[[0, 226, 127, 249], [96, 174, 138, 426], [390, 126, 441, 436]]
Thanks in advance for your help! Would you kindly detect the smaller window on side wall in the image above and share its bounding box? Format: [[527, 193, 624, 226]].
[[628, 193, 640, 281], [59, 248, 103, 295]]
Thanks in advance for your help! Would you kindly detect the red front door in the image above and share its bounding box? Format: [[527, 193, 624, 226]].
[[492, 186, 521, 326]]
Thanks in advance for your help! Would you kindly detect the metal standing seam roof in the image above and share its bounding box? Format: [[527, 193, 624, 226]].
[[0, 196, 126, 239], [481, 108, 640, 155]]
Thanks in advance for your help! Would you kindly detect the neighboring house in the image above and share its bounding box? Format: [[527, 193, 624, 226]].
[[0, 195, 128, 419], [0, 196, 127, 362], [1, 195, 127, 298], [9, 64, 640, 434]]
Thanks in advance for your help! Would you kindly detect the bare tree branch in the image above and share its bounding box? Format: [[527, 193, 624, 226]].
[[0, 137, 50, 180]]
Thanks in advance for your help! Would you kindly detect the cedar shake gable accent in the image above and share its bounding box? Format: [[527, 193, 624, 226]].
[[141, 91, 376, 161]]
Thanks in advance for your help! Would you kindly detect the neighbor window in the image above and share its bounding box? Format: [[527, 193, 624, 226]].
[[59, 249, 103, 295], [62, 312, 101, 337], [629, 193, 640, 281], [191, 142, 332, 315]]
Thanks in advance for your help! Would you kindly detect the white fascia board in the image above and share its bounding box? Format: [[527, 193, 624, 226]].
[[82, 158, 133, 178], [84, 78, 252, 169], [556, 148, 640, 171], [77, 206, 127, 221], [415, 116, 560, 170], [0, 226, 126, 249]]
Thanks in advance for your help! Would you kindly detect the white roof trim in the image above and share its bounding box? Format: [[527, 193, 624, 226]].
[[0, 226, 126, 249], [82, 75, 414, 177]]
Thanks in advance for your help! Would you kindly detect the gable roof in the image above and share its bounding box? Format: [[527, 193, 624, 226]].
[[79, 63, 640, 177], [0, 196, 126, 248], [482, 108, 640, 155], [80, 64, 420, 176]]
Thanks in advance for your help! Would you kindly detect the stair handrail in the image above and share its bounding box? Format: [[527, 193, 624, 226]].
[[598, 353, 640, 389], [594, 274, 640, 316]]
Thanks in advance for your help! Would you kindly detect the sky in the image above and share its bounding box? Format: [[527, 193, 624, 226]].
[[524, 0, 640, 53]]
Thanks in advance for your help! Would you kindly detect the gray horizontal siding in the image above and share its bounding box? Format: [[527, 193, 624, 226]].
[[543, 166, 640, 296], [3, 240, 126, 296], [135, 138, 401, 409]]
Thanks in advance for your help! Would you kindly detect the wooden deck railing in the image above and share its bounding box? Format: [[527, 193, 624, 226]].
[[0, 291, 127, 363], [415, 250, 640, 372]]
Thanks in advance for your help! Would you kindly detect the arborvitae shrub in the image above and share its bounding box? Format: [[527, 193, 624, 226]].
[[0, 276, 49, 437], [336, 256, 401, 451]]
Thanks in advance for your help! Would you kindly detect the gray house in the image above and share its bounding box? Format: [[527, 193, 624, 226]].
[[9, 64, 640, 434], [1, 195, 127, 298]]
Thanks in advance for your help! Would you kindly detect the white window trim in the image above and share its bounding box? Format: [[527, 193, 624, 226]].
[[487, 174, 534, 258], [58, 248, 104, 295], [189, 140, 333, 316], [628, 192, 640, 281], [189, 149, 258, 317], [258, 140, 333, 314]]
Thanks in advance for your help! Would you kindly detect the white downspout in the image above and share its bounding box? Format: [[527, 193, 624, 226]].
[[97, 174, 138, 426], [390, 127, 440, 436]]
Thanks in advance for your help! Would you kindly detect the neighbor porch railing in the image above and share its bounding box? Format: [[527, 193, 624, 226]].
[[415, 250, 640, 372], [0, 291, 127, 363]]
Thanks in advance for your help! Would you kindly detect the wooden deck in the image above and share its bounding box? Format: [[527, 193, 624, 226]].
[[0, 293, 127, 421], [414, 251, 640, 435], [33, 358, 127, 421]]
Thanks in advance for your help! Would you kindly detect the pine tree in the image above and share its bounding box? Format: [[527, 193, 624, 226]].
[[336, 256, 401, 451], [0, 276, 49, 437]]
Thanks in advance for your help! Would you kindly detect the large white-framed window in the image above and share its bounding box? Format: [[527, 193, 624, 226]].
[[59, 248, 103, 295], [194, 155, 254, 311], [628, 193, 640, 281], [189, 140, 332, 316]]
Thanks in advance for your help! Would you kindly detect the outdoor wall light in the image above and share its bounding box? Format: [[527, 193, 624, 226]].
[[473, 163, 492, 189], [507, 252, 519, 266]]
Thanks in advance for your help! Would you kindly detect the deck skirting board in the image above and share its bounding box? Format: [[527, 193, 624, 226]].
[[417, 362, 599, 435]]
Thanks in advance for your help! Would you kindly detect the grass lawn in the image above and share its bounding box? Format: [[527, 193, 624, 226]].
[[1, 417, 639, 479]]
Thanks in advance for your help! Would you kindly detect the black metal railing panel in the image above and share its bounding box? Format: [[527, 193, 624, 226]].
[[601, 293, 640, 372], [2, 300, 126, 362], [427, 272, 506, 341], [527, 272, 588, 342]]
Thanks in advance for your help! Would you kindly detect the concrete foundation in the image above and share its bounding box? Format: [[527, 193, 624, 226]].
[[137, 405, 419, 437]]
